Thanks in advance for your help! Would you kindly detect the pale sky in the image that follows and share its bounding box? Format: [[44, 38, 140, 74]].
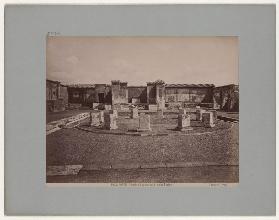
[[46, 37, 238, 86]]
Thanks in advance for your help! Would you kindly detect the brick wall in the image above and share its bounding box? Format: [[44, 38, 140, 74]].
[[213, 84, 239, 111], [165, 87, 213, 104]]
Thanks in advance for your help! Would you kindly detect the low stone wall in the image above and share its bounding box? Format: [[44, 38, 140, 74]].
[[46, 112, 90, 135], [47, 99, 66, 112]]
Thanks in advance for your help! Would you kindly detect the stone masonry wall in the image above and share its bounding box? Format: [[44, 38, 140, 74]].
[[213, 84, 239, 112], [111, 80, 128, 105]]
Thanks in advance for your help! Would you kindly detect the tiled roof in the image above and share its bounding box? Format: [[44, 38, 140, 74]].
[[165, 84, 215, 88]]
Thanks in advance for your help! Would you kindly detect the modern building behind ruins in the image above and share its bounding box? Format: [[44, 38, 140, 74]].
[[46, 79, 239, 112]]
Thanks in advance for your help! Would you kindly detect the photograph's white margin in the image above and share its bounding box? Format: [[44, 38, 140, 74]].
[[0, 0, 277, 219]]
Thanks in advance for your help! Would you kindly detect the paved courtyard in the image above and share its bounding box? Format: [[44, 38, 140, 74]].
[[46, 111, 239, 183]]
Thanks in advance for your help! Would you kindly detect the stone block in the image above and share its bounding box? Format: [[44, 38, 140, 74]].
[[177, 113, 192, 131], [89, 112, 101, 127], [104, 113, 118, 130], [131, 107, 139, 118], [137, 113, 151, 131], [202, 112, 215, 128]]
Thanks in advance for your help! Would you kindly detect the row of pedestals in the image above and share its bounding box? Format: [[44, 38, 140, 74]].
[[89, 107, 217, 131]]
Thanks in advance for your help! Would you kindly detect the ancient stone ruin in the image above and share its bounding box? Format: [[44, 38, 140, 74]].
[[196, 109, 206, 121], [104, 112, 118, 130], [177, 113, 192, 131], [208, 110, 217, 123], [202, 112, 215, 128], [99, 111, 104, 123], [137, 113, 151, 131], [89, 112, 101, 127]]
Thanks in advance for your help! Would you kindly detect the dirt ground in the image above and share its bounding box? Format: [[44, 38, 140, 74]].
[[46, 111, 239, 183]]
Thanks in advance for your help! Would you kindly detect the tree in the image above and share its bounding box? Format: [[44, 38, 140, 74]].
[[154, 79, 165, 84]]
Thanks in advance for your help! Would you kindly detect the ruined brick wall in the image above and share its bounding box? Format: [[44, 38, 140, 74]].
[[83, 88, 95, 106], [165, 87, 213, 104], [146, 82, 166, 108], [156, 84, 165, 109], [46, 80, 68, 112], [68, 88, 84, 104], [128, 86, 147, 103], [46, 80, 59, 101], [213, 84, 239, 112], [60, 85, 68, 106], [94, 84, 111, 104], [111, 81, 128, 105]]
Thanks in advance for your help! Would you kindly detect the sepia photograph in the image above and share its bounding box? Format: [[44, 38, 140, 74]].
[[46, 37, 239, 184]]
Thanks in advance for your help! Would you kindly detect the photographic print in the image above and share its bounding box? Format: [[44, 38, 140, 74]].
[[46, 37, 239, 184]]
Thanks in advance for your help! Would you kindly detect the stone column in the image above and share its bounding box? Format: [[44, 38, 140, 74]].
[[111, 80, 128, 105], [156, 83, 165, 110]]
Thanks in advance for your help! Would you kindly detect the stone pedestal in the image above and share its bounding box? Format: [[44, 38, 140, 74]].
[[131, 108, 138, 118], [202, 112, 215, 128], [89, 112, 101, 127], [208, 110, 217, 122], [177, 113, 192, 131], [137, 113, 151, 131], [196, 109, 206, 121], [99, 111, 104, 123], [104, 113, 118, 130]]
